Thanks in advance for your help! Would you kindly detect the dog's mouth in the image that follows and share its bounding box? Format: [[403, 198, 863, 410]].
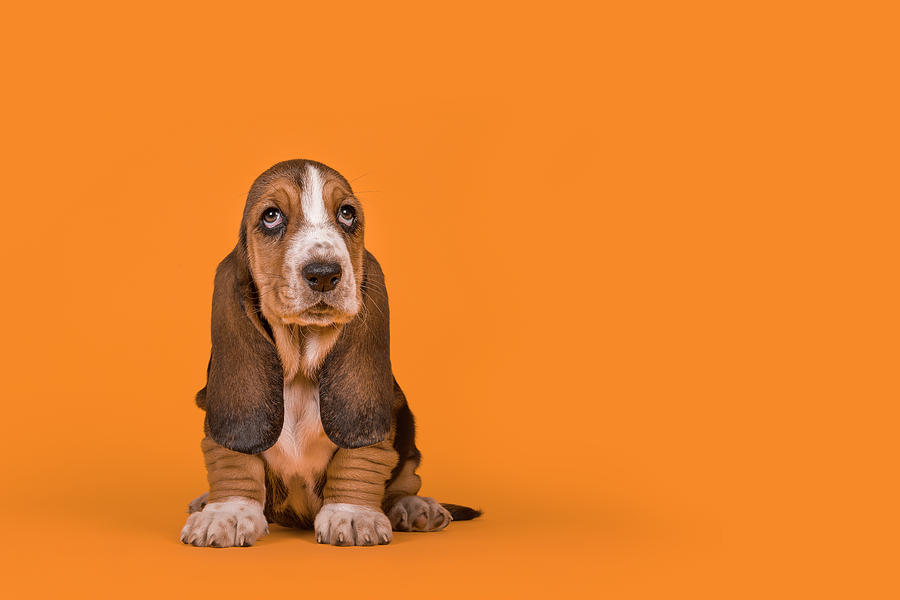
[[280, 301, 355, 326], [305, 301, 334, 315]]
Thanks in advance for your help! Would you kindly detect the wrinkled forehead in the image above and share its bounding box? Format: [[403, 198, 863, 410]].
[[245, 163, 355, 224]]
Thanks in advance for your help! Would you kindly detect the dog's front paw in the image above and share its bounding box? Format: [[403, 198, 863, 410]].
[[314, 503, 392, 546], [387, 496, 451, 531], [180, 497, 268, 547]]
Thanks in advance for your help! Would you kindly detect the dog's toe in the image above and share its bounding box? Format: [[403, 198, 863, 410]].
[[180, 498, 267, 548], [388, 496, 451, 532]]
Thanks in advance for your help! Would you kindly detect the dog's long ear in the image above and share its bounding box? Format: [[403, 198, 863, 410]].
[[198, 243, 284, 454], [319, 250, 393, 449]]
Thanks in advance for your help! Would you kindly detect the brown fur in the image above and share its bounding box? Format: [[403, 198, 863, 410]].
[[182, 159, 479, 547], [198, 247, 284, 454], [201, 435, 266, 506]]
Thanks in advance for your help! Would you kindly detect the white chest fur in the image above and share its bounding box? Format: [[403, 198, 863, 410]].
[[262, 376, 337, 482]]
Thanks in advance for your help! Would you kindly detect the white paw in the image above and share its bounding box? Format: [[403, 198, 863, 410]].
[[387, 496, 451, 531], [180, 497, 268, 547], [314, 503, 392, 546]]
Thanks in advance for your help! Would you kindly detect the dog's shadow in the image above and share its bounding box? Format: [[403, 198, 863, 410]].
[[261, 524, 315, 546], [262, 524, 418, 547]]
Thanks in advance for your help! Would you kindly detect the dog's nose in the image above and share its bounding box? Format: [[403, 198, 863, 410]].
[[302, 262, 342, 292]]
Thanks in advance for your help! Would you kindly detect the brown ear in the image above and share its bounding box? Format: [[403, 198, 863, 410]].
[[199, 243, 284, 455], [319, 250, 394, 449]]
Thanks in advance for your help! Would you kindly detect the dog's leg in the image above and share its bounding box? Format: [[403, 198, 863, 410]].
[[180, 436, 269, 547], [379, 388, 451, 532], [314, 439, 396, 546], [382, 459, 451, 532]]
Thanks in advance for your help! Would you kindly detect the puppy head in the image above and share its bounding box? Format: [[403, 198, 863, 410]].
[[243, 160, 364, 327]]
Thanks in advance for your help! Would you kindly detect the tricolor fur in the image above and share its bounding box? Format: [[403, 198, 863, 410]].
[[181, 159, 480, 547]]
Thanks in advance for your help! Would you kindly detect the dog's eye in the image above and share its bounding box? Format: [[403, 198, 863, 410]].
[[337, 205, 356, 229], [261, 208, 283, 229]]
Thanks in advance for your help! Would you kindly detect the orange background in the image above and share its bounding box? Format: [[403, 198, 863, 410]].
[[0, 1, 896, 598]]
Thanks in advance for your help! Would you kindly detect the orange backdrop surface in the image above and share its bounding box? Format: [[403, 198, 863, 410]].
[[0, 1, 896, 598]]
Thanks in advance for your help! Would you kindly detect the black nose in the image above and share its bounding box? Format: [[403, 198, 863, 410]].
[[302, 262, 342, 292]]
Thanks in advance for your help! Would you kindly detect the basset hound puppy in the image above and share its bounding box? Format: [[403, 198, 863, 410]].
[[180, 159, 479, 547]]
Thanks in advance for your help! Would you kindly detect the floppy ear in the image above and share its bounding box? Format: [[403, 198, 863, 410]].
[[198, 243, 284, 454], [319, 250, 394, 449]]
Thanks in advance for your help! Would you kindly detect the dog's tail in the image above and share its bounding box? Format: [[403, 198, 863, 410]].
[[440, 503, 482, 521]]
